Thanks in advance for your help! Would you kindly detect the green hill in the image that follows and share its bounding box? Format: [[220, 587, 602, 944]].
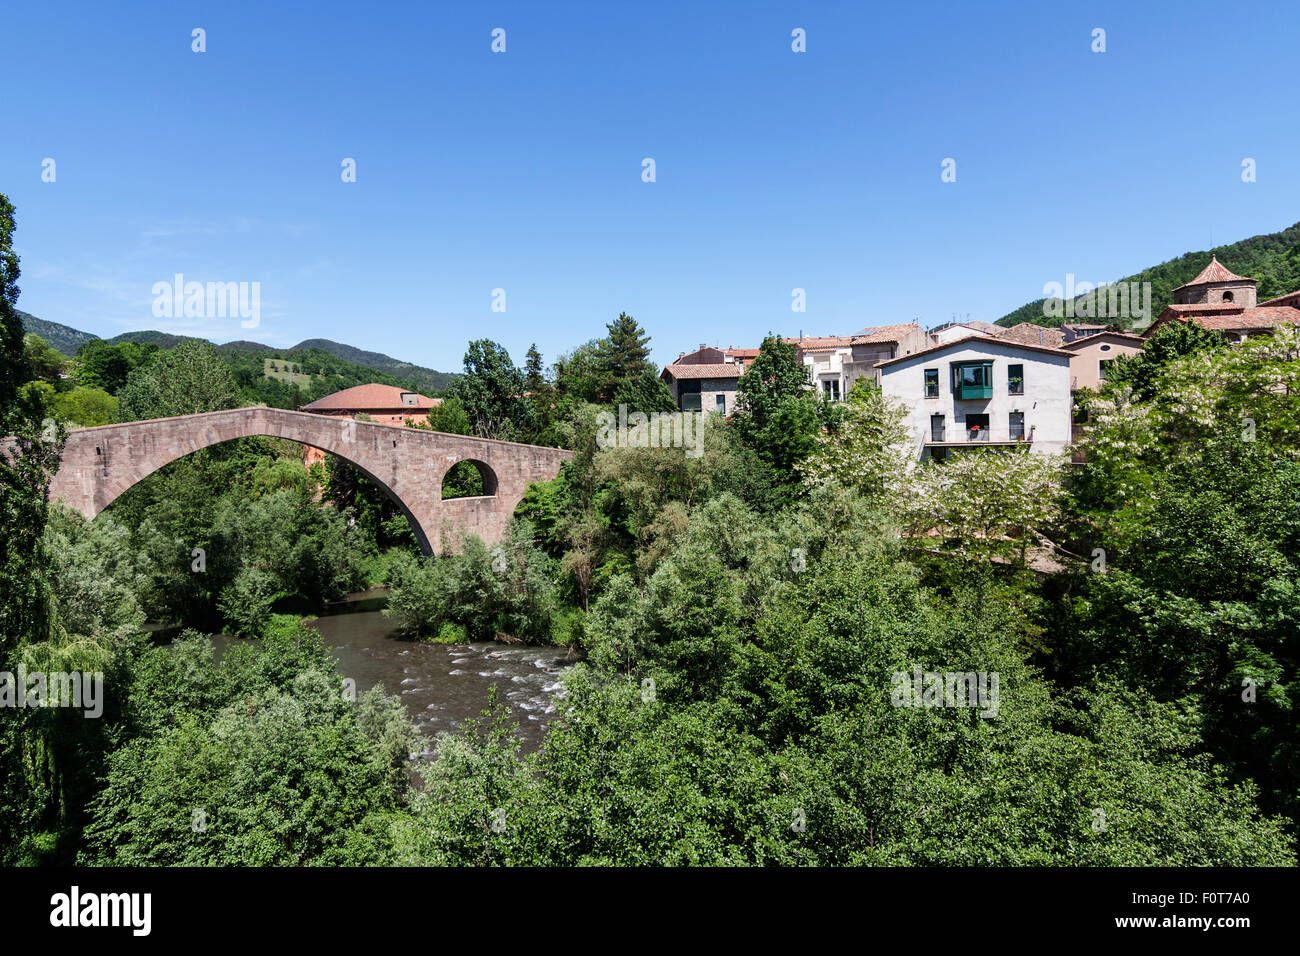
[[17, 310, 99, 356], [290, 338, 456, 393], [18, 315, 457, 394], [995, 220, 1300, 329]]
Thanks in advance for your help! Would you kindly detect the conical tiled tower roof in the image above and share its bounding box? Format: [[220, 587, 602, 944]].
[[1173, 255, 1252, 292]]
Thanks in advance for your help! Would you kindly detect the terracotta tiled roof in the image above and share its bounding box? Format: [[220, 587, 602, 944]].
[[853, 322, 922, 344], [1260, 289, 1300, 308], [999, 322, 1066, 348], [1162, 303, 1246, 314], [662, 363, 743, 380], [782, 335, 855, 350], [1145, 305, 1300, 337], [780, 323, 921, 352], [1173, 255, 1254, 291], [299, 383, 439, 412], [1185, 309, 1300, 331], [874, 335, 1072, 368]]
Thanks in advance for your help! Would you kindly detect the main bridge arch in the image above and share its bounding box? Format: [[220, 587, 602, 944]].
[[37, 407, 572, 555]]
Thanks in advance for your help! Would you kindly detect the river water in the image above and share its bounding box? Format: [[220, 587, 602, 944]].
[[215, 591, 570, 753]]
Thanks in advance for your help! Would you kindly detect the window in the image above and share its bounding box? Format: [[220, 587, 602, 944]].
[[1222, 291, 1234, 302], [681, 393, 702, 412], [930, 414, 946, 442], [1099, 359, 1113, 380], [924, 368, 939, 398], [822, 379, 840, 401], [1009, 411, 1025, 441], [715, 393, 727, 413], [1008, 364, 1024, 395], [965, 413, 990, 441], [951, 361, 993, 399]]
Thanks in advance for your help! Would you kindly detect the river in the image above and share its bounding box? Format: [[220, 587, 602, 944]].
[[213, 590, 570, 754]]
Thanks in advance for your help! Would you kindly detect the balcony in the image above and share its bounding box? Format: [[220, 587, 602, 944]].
[[951, 361, 993, 400], [926, 428, 1033, 447]]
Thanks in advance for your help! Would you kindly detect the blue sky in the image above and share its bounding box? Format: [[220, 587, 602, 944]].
[[4, 0, 1298, 372]]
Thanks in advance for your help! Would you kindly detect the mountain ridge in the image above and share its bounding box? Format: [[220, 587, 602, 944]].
[[16, 314, 457, 393]]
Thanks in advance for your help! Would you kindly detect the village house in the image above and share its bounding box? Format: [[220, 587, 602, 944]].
[[660, 346, 745, 415], [1060, 331, 1145, 391], [297, 383, 440, 465], [876, 335, 1073, 461], [785, 323, 928, 400], [1061, 323, 1108, 343], [926, 319, 1004, 346], [1142, 256, 1300, 343]]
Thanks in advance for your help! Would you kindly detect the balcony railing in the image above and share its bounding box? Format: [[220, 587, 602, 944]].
[[927, 428, 1033, 445]]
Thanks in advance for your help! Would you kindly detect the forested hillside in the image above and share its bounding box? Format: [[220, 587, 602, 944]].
[[15, 311, 96, 356], [17, 312, 456, 392], [995, 220, 1300, 329]]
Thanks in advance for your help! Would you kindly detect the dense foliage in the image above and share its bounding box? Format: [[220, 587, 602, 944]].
[[2, 188, 1297, 866]]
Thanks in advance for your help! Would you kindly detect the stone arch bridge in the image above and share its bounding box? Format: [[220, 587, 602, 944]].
[[14, 407, 572, 555]]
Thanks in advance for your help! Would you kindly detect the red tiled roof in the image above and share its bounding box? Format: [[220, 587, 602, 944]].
[[780, 323, 921, 352], [1260, 289, 1300, 308], [1161, 303, 1244, 313], [1173, 255, 1254, 292], [299, 383, 439, 412], [1145, 305, 1300, 337], [874, 334, 1072, 368], [662, 363, 744, 380], [1185, 309, 1300, 331], [782, 335, 855, 350]]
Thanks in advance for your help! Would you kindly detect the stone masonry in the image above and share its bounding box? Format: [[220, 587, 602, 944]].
[[11, 407, 572, 555]]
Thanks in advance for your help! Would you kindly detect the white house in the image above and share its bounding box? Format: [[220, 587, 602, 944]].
[[927, 320, 1004, 346], [876, 335, 1073, 460]]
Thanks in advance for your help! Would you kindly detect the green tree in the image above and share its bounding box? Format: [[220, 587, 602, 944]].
[[74, 339, 159, 395], [597, 312, 653, 392], [52, 386, 117, 426], [1103, 320, 1223, 400], [23, 334, 65, 382], [800, 379, 911, 506], [425, 395, 472, 435], [117, 340, 242, 420], [450, 340, 530, 441], [0, 195, 24, 407], [80, 623, 414, 865], [524, 343, 545, 392]]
